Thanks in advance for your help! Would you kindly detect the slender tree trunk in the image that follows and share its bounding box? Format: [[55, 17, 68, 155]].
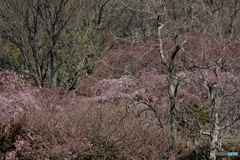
[[51, 51, 57, 86], [168, 62, 177, 160], [210, 111, 219, 160], [169, 96, 177, 159], [208, 85, 219, 160], [158, 23, 187, 160]]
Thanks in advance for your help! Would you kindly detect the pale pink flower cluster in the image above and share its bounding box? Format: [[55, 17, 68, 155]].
[[0, 70, 39, 117], [91, 67, 239, 106], [0, 70, 81, 117], [93, 75, 137, 97], [91, 68, 167, 104]]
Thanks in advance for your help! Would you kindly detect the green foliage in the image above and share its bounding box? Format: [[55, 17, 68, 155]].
[[188, 102, 210, 125], [182, 101, 211, 126], [56, 27, 107, 88], [0, 40, 21, 70], [179, 101, 211, 138], [3, 42, 20, 59]]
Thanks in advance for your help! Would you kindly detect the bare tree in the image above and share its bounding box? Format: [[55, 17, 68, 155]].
[[0, 0, 125, 89], [118, 0, 201, 159], [0, 0, 79, 87], [192, 1, 240, 159], [117, 1, 240, 159]]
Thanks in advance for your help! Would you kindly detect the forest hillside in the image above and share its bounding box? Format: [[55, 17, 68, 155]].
[[0, 0, 240, 159]]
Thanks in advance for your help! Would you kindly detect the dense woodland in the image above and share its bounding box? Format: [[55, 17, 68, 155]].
[[0, 0, 240, 159]]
